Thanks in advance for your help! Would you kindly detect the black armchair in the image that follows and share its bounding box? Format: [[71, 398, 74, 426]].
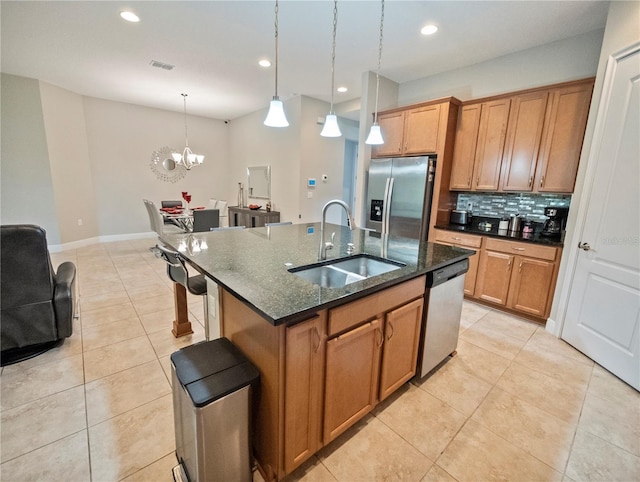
[[1, 225, 77, 366]]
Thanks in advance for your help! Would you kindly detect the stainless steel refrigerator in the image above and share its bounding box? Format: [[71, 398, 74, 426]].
[[365, 156, 436, 240]]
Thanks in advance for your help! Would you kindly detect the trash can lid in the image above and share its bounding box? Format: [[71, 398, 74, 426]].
[[187, 360, 259, 407], [171, 338, 260, 406]]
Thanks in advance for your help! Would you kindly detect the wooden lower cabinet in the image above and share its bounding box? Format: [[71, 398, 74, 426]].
[[284, 314, 326, 473], [473, 237, 559, 319], [433, 230, 481, 296], [507, 256, 556, 317], [475, 250, 514, 305], [379, 298, 424, 401], [323, 318, 383, 443]]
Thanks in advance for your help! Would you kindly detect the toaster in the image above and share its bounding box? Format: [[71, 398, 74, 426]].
[[450, 210, 471, 225]]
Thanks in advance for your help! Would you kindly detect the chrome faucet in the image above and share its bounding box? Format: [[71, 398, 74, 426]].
[[318, 200, 356, 260]]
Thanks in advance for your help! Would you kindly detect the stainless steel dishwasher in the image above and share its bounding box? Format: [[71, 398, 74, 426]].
[[416, 259, 469, 378]]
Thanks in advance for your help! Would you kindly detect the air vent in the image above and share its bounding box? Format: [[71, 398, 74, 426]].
[[150, 60, 175, 71]]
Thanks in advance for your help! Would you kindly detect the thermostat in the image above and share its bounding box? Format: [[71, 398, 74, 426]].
[[308, 178, 316, 187]]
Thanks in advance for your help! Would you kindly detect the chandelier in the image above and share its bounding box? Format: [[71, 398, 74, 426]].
[[172, 93, 204, 170]]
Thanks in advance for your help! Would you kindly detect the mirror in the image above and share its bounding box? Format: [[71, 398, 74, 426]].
[[150, 146, 186, 183], [247, 165, 271, 199]]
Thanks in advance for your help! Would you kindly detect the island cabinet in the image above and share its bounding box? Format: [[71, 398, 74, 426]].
[[220, 275, 426, 481], [372, 104, 441, 158], [433, 230, 482, 296], [474, 238, 560, 318]]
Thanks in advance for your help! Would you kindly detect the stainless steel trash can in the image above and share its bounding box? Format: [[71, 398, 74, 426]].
[[171, 338, 259, 482]]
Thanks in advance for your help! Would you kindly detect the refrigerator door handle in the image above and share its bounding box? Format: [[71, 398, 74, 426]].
[[381, 177, 391, 234], [383, 177, 394, 235]]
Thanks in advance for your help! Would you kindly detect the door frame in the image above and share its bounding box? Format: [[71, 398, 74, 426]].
[[547, 41, 640, 337]]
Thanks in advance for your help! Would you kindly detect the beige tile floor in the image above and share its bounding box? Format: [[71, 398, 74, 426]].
[[1, 239, 639, 481]]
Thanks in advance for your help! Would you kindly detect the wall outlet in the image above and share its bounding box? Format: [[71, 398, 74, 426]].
[[307, 191, 313, 198], [466, 202, 473, 212], [77, 218, 83, 226]]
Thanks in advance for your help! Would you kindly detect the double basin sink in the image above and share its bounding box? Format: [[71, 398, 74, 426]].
[[289, 254, 405, 289]]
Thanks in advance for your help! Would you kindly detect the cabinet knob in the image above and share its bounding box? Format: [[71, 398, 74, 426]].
[[540, 176, 545, 188], [507, 259, 512, 269], [467, 176, 471, 186], [518, 260, 523, 273], [312, 327, 321, 352], [512, 247, 525, 251], [528, 176, 533, 187], [375, 328, 384, 347]]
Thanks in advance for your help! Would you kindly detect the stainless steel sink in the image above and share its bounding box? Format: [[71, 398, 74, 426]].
[[289, 254, 405, 288]]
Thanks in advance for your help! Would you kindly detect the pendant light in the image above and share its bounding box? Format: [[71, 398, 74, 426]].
[[264, 0, 289, 127], [365, 0, 385, 145], [320, 0, 342, 137], [172, 93, 204, 170]]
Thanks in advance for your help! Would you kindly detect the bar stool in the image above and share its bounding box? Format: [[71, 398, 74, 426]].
[[153, 245, 210, 339]]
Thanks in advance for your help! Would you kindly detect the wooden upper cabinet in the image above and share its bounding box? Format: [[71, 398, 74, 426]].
[[372, 112, 404, 157], [500, 92, 549, 191], [473, 98, 511, 191], [450, 104, 482, 190], [404, 104, 441, 155], [535, 81, 593, 193], [372, 103, 442, 158]]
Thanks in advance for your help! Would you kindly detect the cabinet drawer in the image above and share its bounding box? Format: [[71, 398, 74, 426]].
[[434, 230, 483, 248], [328, 276, 425, 337], [485, 238, 557, 261]]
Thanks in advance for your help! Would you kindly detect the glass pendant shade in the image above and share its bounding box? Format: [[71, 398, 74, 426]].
[[320, 114, 341, 137], [365, 123, 384, 145], [264, 97, 289, 127]]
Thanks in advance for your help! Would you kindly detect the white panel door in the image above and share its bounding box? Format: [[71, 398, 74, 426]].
[[562, 44, 640, 390]]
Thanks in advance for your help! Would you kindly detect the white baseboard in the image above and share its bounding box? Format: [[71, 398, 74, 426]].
[[545, 317, 561, 337], [48, 231, 157, 252]]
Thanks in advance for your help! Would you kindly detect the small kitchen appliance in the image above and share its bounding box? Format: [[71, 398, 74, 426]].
[[449, 210, 471, 225], [541, 207, 569, 238]]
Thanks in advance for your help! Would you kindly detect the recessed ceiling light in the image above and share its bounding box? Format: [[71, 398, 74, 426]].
[[259, 59, 272, 68], [337, 86, 348, 93], [120, 11, 140, 23], [420, 24, 438, 36]]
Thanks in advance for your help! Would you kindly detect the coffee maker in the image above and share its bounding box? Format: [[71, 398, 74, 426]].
[[541, 207, 569, 239]]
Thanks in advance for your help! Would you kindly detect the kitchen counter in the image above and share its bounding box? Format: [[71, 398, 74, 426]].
[[435, 216, 564, 247], [161, 223, 473, 325]]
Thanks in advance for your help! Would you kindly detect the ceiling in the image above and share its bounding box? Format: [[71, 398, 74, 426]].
[[1, 1, 609, 121]]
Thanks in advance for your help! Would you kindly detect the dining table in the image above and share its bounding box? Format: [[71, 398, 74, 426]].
[[160, 207, 198, 232]]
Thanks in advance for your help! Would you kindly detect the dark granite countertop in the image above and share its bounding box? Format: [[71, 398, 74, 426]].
[[161, 223, 473, 326], [434, 216, 564, 247]]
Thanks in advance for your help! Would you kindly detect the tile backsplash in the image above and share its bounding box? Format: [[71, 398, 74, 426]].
[[456, 193, 571, 222]]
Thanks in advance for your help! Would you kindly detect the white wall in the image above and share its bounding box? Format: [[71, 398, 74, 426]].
[[82, 97, 230, 237], [399, 29, 604, 105], [39, 82, 98, 243], [0, 74, 61, 244]]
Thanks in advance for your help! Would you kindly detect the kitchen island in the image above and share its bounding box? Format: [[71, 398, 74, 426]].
[[161, 223, 473, 481]]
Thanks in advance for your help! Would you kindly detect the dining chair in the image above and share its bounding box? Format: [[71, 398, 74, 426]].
[[146, 200, 185, 236], [153, 244, 210, 340], [161, 200, 183, 224], [143, 199, 158, 232], [192, 209, 220, 232], [208, 199, 218, 209], [217, 200, 229, 227]]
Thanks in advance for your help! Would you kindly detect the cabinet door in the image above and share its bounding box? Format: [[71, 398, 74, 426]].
[[372, 112, 405, 158], [450, 104, 482, 190], [323, 318, 382, 443], [535, 82, 593, 193], [464, 251, 480, 297], [379, 298, 423, 401], [284, 315, 325, 473], [500, 92, 548, 191], [475, 250, 513, 305], [404, 104, 441, 155], [473, 99, 511, 191], [507, 257, 556, 317]]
